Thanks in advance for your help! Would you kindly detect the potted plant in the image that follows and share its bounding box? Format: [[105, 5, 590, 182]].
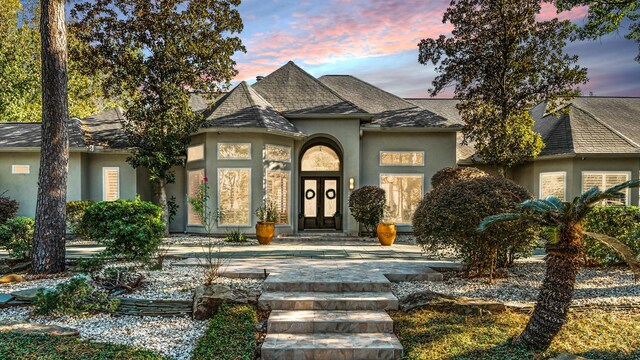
[[255, 201, 278, 245], [377, 206, 397, 246]]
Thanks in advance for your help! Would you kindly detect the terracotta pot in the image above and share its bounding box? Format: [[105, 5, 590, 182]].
[[255, 222, 275, 245], [377, 223, 397, 246]]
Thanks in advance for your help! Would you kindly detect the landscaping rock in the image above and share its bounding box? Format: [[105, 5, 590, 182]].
[[10, 287, 51, 302], [192, 284, 251, 320], [400, 290, 507, 315], [550, 354, 588, 360], [0, 294, 13, 305], [0, 321, 79, 337], [0, 274, 26, 284]]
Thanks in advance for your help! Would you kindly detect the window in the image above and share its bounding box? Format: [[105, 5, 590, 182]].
[[301, 145, 340, 171], [582, 172, 631, 205], [187, 169, 205, 225], [265, 144, 291, 162], [539, 172, 566, 201], [102, 167, 120, 201], [380, 151, 424, 166], [266, 170, 290, 225], [11, 165, 30, 174], [380, 174, 423, 224], [218, 168, 251, 225], [187, 144, 205, 162], [218, 143, 251, 160]]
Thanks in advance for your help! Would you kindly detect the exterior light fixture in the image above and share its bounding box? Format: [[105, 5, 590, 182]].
[[349, 177, 355, 190]]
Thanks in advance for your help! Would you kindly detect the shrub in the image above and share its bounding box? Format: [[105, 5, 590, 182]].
[[33, 276, 120, 317], [79, 199, 165, 261], [66, 200, 94, 239], [583, 206, 640, 265], [430, 166, 488, 189], [192, 304, 257, 360], [225, 228, 247, 242], [348, 185, 386, 236], [413, 175, 538, 278], [0, 216, 34, 259], [0, 192, 19, 224]]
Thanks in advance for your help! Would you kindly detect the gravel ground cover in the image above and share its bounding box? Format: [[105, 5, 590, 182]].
[[393, 261, 640, 306]]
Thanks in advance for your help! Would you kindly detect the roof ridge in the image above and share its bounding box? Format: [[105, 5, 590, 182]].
[[322, 75, 417, 110], [240, 81, 267, 129], [569, 104, 640, 150]]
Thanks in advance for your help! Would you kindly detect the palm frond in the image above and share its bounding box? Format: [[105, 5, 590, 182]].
[[517, 199, 563, 214], [477, 213, 521, 232], [576, 187, 600, 207], [544, 196, 565, 211], [585, 232, 640, 282], [604, 179, 640, 196]]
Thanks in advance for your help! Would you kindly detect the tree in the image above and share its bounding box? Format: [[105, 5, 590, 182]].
[[555, 0, 640, 62], [0, 0, 109, 122], [479, 181, 640, 350], [419, 0, 588, 175], [71, 0, 245, 231], [31, 0, 69, 274]]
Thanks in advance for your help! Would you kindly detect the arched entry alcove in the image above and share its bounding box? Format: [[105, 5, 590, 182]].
[[298, 138, 343, 230]]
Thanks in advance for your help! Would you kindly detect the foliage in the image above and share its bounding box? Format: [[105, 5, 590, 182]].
[[188, 178, 224, 235], [583, 206, 640, 266], [391, 309, 640, 360], [79, 199, 165, 261], [419, 0, 587, 172], [414, 176, 537, 278], [33, 276, 120, 317], [348, 186, 387, 236], [66, 200, 94, 239], [431, 166, 489, 189], [75, 255, 109, 274], [71, 0, 246, 227], [0, 332, 166, 360], [0, 0, 111, 122], [555, 0, 640, 62], [0, 217, 34, 259], [254, 201, 279, 223], [225, 228, 247, 243], [91, 266, 145, 293], [199, 241, 226, 286], [192, 304, 257, 360], [0, 192, 19, 224]]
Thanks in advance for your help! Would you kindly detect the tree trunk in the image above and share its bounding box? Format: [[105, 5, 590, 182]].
[[157, 179, 170, 236], [32, 0, 68, 274], [517, 226, 583, 350]]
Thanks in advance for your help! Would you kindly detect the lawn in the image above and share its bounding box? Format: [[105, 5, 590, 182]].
[[391, 309, 640, 360]]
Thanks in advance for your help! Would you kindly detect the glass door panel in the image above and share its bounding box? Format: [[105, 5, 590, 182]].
[[304, 179, 317, 217], [324, 179, 337, 217]]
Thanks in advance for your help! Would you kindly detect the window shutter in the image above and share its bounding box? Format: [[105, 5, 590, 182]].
[[540, 173, 565, 201], [103, 168, 120, 201], [187, 169, 205, 225]]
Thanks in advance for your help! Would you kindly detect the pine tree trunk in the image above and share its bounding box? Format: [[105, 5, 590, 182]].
[[517, 226, 583, 350], [157, 179, 170, 236], [31, 0, 68, 274]]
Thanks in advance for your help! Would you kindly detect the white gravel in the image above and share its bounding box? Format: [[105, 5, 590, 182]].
[[392, 261, 640, 306], [0, 275, 69, 293]]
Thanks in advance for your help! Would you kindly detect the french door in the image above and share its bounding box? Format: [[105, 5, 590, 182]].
[[301, 177, 340, 230]]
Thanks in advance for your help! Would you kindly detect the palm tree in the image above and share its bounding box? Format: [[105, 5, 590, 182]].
[[478, 180, 640, 351]]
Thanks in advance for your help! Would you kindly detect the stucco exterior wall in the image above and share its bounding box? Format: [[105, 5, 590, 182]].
[[84, 153, 137, 202]]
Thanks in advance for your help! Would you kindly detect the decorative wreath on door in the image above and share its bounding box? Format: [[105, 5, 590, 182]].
[[305, 189, 316, 200], [325, 189, 336, 200]]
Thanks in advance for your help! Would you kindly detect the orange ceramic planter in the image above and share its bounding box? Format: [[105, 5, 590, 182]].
[[377, 223, 397, 246], [255, 222, 275, 245]]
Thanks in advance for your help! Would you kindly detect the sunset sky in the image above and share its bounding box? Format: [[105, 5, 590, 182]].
[[232, 0, 640, 98]]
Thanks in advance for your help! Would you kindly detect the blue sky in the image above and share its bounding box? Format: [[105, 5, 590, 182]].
[[232, 0, 640, 98]]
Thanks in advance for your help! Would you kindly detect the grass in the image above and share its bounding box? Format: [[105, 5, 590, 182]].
[[391, 309, 640, 360], [0, 332, 166, 360], [191, 303, 258, 360]]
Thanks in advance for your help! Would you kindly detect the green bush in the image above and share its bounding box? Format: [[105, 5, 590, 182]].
[[192, 304, 257, 360], [0, 217, 34, 259], [225, 228, 247, 242], [79, 199, 164, 260], [348, 185, 386, 236], [430, 166, 488, 189], [413, 175, 538, 277], [0, 192, 19, 224], [583, 206, 640, 265], [66, 200, 94, 239], [33, 276, 120, 317]]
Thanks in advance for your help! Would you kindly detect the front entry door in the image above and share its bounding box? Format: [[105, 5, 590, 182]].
[[301, 177, 340, 230]]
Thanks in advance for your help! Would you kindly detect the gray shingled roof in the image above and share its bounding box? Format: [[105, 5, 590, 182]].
[[252, 61, 367, 116], [80, 107, 130, 149], [203, 81, 303, 137], [0, 120, 85, 149]]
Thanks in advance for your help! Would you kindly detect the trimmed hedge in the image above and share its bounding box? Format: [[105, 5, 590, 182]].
[[348, 185, 386, 236], [192, 304, 257, 360], [66, 200, 94, 239], [583, 206, 640, 265], [0, 216, 34, 259], [431, 166, 488, 189]]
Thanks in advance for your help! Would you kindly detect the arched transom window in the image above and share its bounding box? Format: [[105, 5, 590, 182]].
[[301, 145, 340, 172]]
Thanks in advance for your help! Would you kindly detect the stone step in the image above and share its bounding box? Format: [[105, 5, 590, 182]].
[[264, 279, 391, 293], [268, 310, 393, 334], [259, 291, 398, 311], [261, 333, 403, 360]]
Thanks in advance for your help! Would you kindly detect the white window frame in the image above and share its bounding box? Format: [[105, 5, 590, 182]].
[[538, 171, 567, 201], [265, 144, 292, 163], [217, 143, 252, 160], [187, 168, 205, 226], [11, 165, 30, 174], [187, 144, 205, 162], [102, 167, 120, 201], [379, 151, 425, 167], [379, 173, 424, 225], [217, 168, 252, 227], [266, 169, 291, 226], [581, 171, 632, 205]]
